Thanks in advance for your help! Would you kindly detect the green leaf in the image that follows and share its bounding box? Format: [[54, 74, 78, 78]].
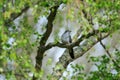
[[10, 53, 17, 60]]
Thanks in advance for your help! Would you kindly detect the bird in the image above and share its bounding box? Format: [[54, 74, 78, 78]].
[[61, 30, 74, 59]]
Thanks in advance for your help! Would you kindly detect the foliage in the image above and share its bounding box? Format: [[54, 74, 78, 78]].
[[88, 54, 120, 80], [62, 51, 120, 80], [0, 0, 120, 80]]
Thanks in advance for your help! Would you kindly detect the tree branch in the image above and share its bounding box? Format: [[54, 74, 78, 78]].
[[35, 5, 59, 70], [52, 33, 110, 79], [4, 6, 29, 26], [81, 1, 94, 25], [45, 30, 105, 50], [33, 4, 60, 80], [39, 5, 59, 46], [4, 0, 42, 26], [99, 34, 120, 68]]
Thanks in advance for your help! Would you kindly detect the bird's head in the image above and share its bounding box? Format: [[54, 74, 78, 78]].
[[65, 30, 71, 33]]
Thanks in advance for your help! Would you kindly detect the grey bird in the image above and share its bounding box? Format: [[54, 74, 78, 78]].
[[61, 30, 74, 59]]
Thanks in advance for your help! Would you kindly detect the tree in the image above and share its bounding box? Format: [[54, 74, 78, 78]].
[[0, 0, 120, 80]]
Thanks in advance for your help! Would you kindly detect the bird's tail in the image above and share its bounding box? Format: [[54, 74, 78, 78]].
[[69, 48, 74, 59]]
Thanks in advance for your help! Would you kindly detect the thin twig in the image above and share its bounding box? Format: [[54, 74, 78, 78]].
[[99, 33, 120, 68]]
